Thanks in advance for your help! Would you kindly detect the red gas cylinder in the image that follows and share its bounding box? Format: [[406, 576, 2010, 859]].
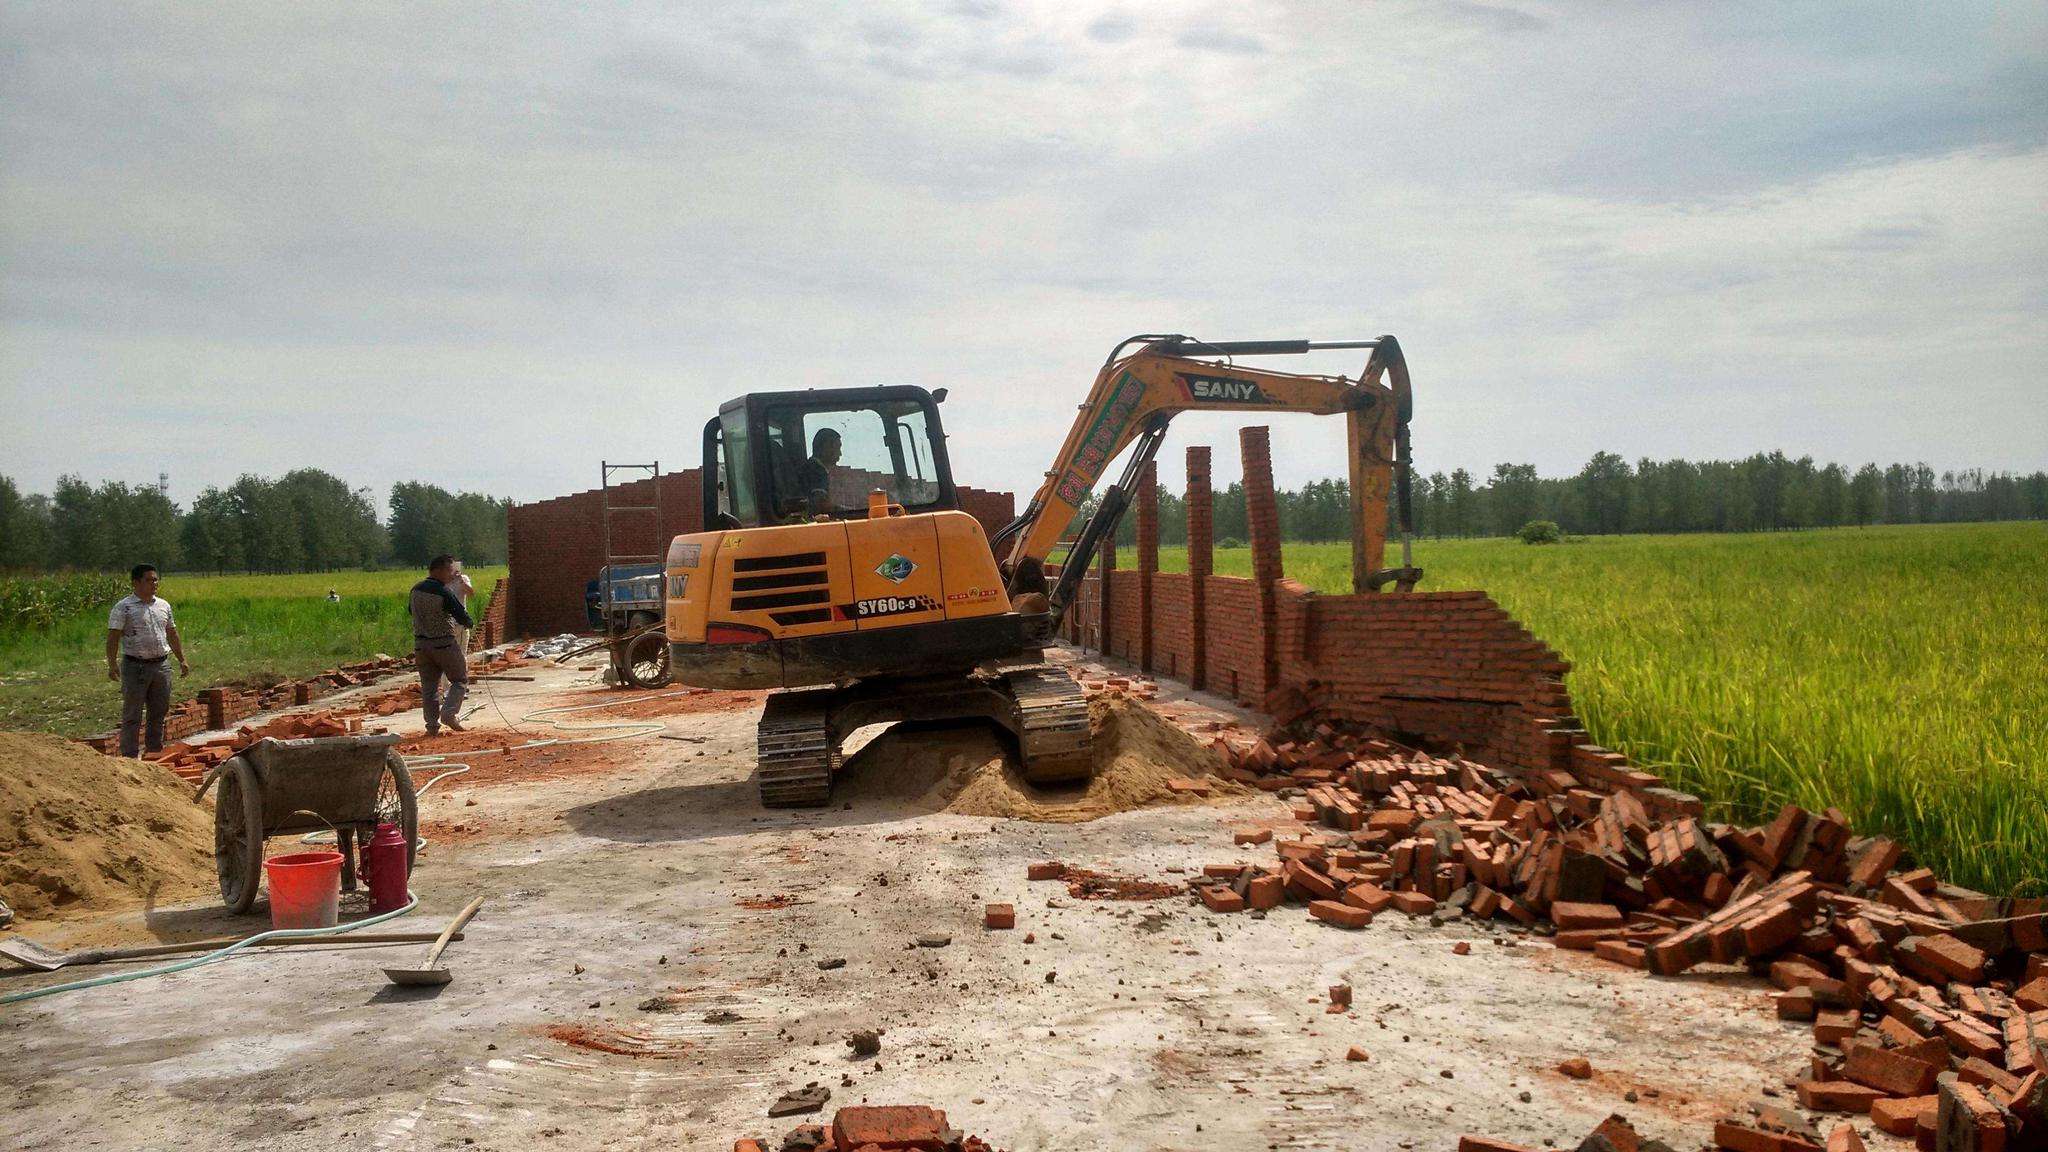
[[361, 822, 411, 913]]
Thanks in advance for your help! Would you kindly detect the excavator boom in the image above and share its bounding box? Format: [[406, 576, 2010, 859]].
[[997, 334, 1418, 620]]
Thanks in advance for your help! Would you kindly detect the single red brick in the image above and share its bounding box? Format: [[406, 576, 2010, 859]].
[[1452, 941, 1471, 956], [1309, 899, 1371, 929], [1233, 827, 1273, 846], [1391, 890, 1437, 916], [2011, 975, 2048, 1013], [1895, 934, 1987, 984], [1869, 1095, 1936, 1136], [1795, 1078, 1884, 1112], [1710, 1118, 1823, 1152], [1842, 1041, 1940, 1097], [734, 1142, 768, 1152], [1823, 1123, 1864, 1152], [1329, 983, 1353, 1008], [1346, 1046, 1369, 1061], [1246, 874, 1285, 910], [1776, 987, 1818, 1021], [1027, 861, 1063, 881], [832, 1105, 948, 1151], [1551, 901, 1624, 931], [984, 903, 1015, 930], [1200, 887, 1246, 913], [1557, 1057, 1593, 1079], [1285, 861, 1340, 902], [1342, 882, 1395, 913], [1813, 1009, 1861, 1045]]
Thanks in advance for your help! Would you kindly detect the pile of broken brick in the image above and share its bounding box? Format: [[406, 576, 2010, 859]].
[[733, 1105, 1001, 1152], [143, 710, 383, 783], [1187, 721, 2047, 1151], [135, 651, 526, 784]]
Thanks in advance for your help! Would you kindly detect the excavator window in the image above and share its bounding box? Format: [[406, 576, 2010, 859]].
[[762, 401, 944, 520]]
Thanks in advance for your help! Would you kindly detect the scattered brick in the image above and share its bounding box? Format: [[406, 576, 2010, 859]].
[[1557, 1057, 1592, 1079], [1199, 887, 1246, 913], [1794, 1078, 1884, 1113], [832, 1105, 949, 1151], [1345, 1046, 1369, 1062], [1869, 1094, 1937, 1136], [1308, 900, 1371, 929], [984, 904, 1015, 930], [1026, 861, 1063, 881]]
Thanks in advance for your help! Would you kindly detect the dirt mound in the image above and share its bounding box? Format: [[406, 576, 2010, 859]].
[[0, 732, 215, 923], [838, 697, 1244, 822]]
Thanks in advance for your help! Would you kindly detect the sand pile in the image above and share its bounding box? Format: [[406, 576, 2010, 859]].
[[840, 697, 1244, 822], [0, 732, 215, 923]]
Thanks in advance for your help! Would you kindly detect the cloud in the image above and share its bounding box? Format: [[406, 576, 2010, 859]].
[[1, 0, 2043, 513]]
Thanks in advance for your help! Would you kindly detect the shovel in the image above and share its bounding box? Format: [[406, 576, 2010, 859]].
[[382, 896, 486, 987], [0, 930, 465, 973]]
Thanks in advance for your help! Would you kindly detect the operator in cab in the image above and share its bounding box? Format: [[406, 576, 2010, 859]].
[[795, 428, 842, 510]]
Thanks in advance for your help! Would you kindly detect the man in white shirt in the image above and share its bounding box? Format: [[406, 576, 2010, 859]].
[[105, 564, 189, 758], [448, 563, 475, 654]]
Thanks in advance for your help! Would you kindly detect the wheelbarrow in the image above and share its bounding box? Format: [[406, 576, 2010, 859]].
[[193, 733, 417, 914]]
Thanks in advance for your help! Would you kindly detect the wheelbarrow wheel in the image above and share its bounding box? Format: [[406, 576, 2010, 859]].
[[215, 756, 266, 913], [623, 628, 672, 689], [377, 751, 420, 876]]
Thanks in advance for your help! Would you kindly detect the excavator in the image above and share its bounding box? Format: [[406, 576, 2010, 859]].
[[661, 334, 1418, 806]]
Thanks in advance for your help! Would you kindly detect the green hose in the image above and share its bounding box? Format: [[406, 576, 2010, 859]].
[[1, 890, 419, 1007]]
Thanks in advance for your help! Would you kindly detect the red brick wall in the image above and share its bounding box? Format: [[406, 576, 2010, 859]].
[[1054, 427, 1594, 784], [1203, 576, 1264, 705], [956, 486, 1016, 539], [1150, 572, 1193, 682], [471, 577, 511, 652], [506, 470, 1015, 639], [1105, 570, 1141, 665], [506, 471, 706, 638]]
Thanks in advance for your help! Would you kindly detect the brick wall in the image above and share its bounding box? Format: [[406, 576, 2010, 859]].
[[471, 577, 511, 652], [1056, 426, 1603, 785], [505, 470, 1015, 639], [507, 472, 705, 638], [1149, 572, 1193, 682]]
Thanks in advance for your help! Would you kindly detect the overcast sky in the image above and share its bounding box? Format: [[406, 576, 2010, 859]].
[[3, 1, 2044, 510]]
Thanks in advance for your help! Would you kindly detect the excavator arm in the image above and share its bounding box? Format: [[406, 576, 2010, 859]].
[[997, 335, 1420, 627]]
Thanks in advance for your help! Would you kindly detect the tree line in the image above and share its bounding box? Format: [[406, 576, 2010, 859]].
[[0, 470, 510, 573], [1106, 452, 2048, 545]]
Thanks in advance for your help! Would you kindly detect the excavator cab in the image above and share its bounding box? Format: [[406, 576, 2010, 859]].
[[701, 386, 957, 528]]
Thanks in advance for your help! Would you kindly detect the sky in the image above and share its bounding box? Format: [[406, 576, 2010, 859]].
[[3, 1, 2045, 510]]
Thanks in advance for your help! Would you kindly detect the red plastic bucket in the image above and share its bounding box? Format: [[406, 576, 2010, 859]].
[[264, 851, 343, 930]]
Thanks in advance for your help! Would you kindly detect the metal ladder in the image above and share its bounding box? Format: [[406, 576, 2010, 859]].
[[599, 461, 662, 644]]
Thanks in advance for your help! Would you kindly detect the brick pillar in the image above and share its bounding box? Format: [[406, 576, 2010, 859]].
[[1241, 426, 1282, 704], [1185, 446, 1212, 691], [1134, 459, 1158, 673], [1097, 523, 1116, 657]]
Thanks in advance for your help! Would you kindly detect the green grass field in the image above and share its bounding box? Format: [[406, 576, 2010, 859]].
[[1154, 522, 2047, 897], [0, 567, 503, 740]]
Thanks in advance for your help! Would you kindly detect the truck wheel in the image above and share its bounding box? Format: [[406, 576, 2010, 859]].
[[623, 630, 672, 689]]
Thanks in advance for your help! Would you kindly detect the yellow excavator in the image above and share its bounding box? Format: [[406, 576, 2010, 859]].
[[662, 335, 1418, 806]]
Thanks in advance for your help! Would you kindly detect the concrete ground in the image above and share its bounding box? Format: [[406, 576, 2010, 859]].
[[1, 651, 1868, 1151]]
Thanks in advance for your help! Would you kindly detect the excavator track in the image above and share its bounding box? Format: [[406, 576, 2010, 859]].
[[756, 687, 839, 808], [1004, 664, 1094, 784]]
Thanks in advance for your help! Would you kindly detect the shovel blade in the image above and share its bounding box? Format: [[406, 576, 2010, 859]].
[[0, 940, 69, 972], [382, 966, 453, 986]]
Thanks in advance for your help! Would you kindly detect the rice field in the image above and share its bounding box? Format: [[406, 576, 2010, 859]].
[[1157, 522, 2048, 897], [0, 567, 503, 740]]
